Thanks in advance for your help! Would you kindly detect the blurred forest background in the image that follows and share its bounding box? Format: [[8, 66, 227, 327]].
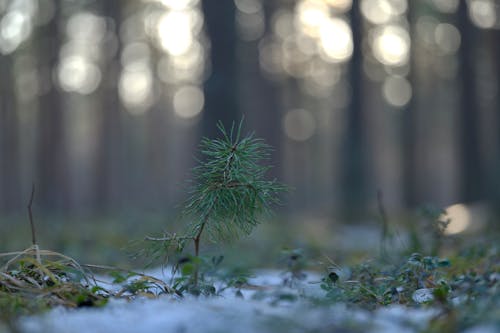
[[0, 0, 500, 258]]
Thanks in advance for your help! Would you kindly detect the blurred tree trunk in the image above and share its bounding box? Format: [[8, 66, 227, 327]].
[[0, 54, 21, 213], [35, 0, 68, 213], [457, 1, 481, 202], [201, 0, 239, 138], [486, 29, 500, 211], [93, 0, 123, 214], [241, 2, 281, 179], [340, 0, 367, 218], [402, 0, 418, 208]]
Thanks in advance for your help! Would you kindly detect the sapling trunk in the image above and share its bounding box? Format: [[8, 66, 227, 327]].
[[193, 218, 206, 286]]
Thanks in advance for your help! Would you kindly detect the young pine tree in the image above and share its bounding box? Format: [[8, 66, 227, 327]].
[[146, 121, 287, 287]]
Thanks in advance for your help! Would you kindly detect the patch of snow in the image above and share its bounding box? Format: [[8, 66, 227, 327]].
[[15, 270, 448, 333], [412, 288, 434, 303]]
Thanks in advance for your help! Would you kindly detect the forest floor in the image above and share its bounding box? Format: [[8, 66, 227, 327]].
[[1, 215, 499, 333], [14, 270, 442, 333]]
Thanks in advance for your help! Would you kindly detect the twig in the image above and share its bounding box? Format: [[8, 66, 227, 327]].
[[28, 184, 37, 246], [377, 189, 389, 240], [27, 184, 41, 265]]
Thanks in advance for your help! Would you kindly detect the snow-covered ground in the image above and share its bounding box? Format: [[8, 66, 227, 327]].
[[16, 269, 498, 333]]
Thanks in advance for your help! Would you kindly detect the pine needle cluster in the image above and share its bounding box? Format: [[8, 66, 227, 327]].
[[184, 121, 287, 244], [144, 121, 287, 279]]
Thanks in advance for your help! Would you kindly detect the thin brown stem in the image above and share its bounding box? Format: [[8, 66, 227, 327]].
[[377, 189, 389, 241], [194, 220, 206, 258], [28, 184, 37, 246]]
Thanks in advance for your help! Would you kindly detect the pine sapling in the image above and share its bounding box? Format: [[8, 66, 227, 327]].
[[146, 121, 287, 288]]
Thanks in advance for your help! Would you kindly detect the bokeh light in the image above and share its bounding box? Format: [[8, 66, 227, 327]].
[[361, 0, 407, 25], [318, 17, 353, 63], [66, 12, 106, 43], [151, 0, 206, 118], [382, 75, 412, 107], [56, 11, 106, 95], [58, 56, 101, 94], [236, 6, 265, 41], [283, 109, 316, 142], [157, 10, 197, 56], [119, 64, 154, 114], [468, 0, 496, 29], [121, 42, 151, 67], [272, 9, 294, 40], [434, 23, 461, 55], [295, 0, 329, 38], [234, 0, 262, 15], [442, 203, 471, 235], [372, 25, 410, 67], [0, 10, 32, 54], [173, 85, 204, 119]]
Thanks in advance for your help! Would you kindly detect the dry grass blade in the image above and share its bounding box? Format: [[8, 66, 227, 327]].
[[83, 264, 176, 295], [1, 246, 93, 286]]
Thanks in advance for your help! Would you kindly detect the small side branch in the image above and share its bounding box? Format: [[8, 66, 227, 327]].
[[144, 235, 194, 242]]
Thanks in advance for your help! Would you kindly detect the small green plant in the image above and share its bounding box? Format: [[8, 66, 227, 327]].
[[146, 121, 287, 292], [321, 252, 453, 309], [280, 248, 307, 287]]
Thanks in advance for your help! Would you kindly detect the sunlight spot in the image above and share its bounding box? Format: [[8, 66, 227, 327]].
[[468, 0, 496, 29], [119, 64, 154, 114], [283, 109, 316, 142], [372, 25, 410, 67], [58, 56, 101, 94], [442, 204, 471, 235], [318, 17, 353, 63], [295, 0, 329, 37], [157, 10, 201, 56], [382, 76, 412, 107], [173, 85, 204, 119]]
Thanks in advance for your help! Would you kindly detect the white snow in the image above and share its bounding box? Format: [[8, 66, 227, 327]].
[[14, 269, 475, 333]]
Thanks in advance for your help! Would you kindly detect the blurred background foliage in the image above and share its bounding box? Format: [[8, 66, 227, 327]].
[[0, 0, 499, 264]]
